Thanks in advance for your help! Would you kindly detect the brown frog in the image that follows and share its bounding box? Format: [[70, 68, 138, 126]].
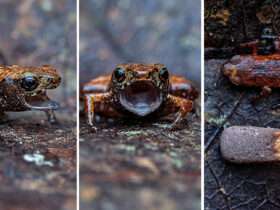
[[82, 64, 198, 128], [223, 27, 280, 98], [0, 65, 61, 122]]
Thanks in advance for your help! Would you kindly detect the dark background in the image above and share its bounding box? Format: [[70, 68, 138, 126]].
[[205, 0, 280, 209], [0, 1, 76, 210]]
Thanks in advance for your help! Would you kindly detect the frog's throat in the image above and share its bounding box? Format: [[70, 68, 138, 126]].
[[119, 80, 163, 116], [22, 91, 60, 111]]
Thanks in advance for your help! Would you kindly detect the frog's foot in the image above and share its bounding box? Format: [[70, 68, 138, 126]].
[[169, 111, 191, 130]]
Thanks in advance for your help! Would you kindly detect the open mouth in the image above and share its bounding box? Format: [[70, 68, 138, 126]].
[[119, 81, 162, 116], [23, 91, 60, 111]]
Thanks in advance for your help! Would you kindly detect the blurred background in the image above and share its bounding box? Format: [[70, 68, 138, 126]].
[[80, 0, 201, 86], [0, 0, 76, 116]]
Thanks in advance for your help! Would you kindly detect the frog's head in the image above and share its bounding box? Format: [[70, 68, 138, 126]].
[[110, 63, 169, 116], [4, 65, 61, 110]]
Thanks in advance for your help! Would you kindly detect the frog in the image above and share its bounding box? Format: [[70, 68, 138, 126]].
[[0, 65, 61, 122], [82, 63, 199, 128], [222, 27, 280, 98]]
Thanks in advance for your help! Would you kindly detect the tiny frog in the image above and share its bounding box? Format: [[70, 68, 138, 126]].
[[82, 64, 198, 128], [0, 65, 61, 122], [223, 27, 280, 98]]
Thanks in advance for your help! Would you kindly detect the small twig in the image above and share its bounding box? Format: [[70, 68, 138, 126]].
[[205, 92, 245, 152]]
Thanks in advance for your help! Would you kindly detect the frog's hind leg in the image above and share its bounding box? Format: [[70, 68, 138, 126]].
[[160, 95, 193, 129], [84, 93, 121, 126]]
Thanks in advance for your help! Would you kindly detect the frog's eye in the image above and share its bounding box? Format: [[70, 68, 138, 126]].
[[21, 76, 39, 91], [113, 67, 126, 82], [159, 67, 169, 81]]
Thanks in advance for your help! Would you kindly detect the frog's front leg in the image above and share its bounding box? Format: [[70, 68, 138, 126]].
[[161, 95, 193, 129], [84, 92, 121, 126]]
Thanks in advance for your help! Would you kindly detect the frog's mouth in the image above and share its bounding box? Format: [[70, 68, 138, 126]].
[[119, 81, 162, 116], [23, 91, 60, 110]]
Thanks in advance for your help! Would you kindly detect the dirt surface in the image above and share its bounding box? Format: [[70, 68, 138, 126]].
[[205, 59, 280, 210], [80, 115, 201, 210], [0, 1, 76, 210], [0, 113, 76, 210]]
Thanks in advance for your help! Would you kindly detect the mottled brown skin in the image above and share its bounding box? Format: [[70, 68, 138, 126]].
[[82, 64, 198, 128], [0, 65, 61, 122]]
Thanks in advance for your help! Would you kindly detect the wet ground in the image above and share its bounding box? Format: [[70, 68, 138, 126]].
[[80, 115, 201, 210], [205, 59, 280, 210], [0, 113, 76, 210]]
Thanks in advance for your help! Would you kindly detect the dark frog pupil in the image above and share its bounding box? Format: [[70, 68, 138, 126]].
[[21, 76, 39, 91], [159, 67, 169, 80], [114, 67, 126, 82]]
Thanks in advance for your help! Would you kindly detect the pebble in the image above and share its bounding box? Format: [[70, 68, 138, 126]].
[[220, 126, 280, 163]]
